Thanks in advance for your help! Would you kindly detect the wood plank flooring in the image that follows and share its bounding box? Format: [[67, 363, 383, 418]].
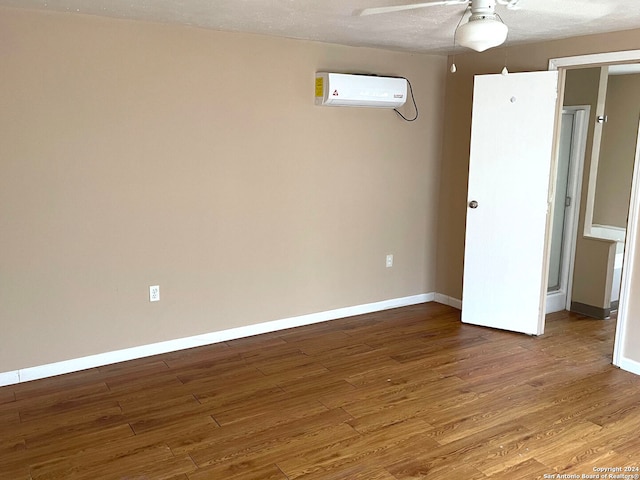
[[1, 303, 639, 479]]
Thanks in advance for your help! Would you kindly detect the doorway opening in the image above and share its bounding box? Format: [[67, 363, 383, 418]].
[[547, 65, 640, 321], [549, 51, 640, 373], [546, 107, 589, 314]]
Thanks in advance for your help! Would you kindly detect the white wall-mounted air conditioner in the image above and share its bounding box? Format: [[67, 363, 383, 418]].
[[315, 72, 407, 108]]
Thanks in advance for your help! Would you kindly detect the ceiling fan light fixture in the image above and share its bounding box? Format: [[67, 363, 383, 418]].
[[456, 14, 508, 52]]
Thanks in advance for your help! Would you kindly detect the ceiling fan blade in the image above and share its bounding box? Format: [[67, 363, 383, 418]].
[[502, 0, 614, 17], [358, 0, 467, 16]]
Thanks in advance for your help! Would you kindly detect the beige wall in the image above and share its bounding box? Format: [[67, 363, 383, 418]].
[[0, 7, 447, 372], [438, 29, 640, 365], [4, 6, 640, 375], [593, 73, 640, 228]]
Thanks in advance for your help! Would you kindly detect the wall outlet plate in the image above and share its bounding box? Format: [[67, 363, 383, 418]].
[[386, 254, 393, 268], [150, 285, 160, 302]]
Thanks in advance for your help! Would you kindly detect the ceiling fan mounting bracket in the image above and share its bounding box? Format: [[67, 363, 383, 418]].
[[469, 0, 497, 16]]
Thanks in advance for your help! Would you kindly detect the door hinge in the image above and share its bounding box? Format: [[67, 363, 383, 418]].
[[565, 196, 572, 207]]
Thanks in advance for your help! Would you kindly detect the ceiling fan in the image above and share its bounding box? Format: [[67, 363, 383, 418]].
[[359, 0, 521, 52]]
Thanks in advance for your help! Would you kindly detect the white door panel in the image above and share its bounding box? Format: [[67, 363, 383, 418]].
[[462, 71, 559, 335]]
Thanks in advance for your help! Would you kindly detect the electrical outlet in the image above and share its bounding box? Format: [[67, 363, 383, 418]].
[[150, 285, 160, 302], [386, 254, 394, 268]]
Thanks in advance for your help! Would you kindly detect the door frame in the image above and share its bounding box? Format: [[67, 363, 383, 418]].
[[614, 118, 640, 371], [546, 106, 589, 314], [548, 50, 640, 372]]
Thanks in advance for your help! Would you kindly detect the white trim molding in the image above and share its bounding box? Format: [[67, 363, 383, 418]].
[[548, 50, 640, 71], [0, 371, 20, 388], [434, 293, 462, 310], [618, 356, 640, 377], [0, 293, 434, 387], [546, 291, 566, 314]]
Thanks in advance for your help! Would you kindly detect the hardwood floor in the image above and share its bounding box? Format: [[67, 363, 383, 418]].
[[1, 303, 639, 479]]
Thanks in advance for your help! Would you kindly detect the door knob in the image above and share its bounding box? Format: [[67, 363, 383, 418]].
[[469, 200, 479, 209]]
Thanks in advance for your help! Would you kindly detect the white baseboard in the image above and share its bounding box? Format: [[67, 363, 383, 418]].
[[546, 291, 567, 314], [0, 293, 434, 387], [618, 356, 640, 376], [0, 371, 20, 388], [434, 293, 462, 310]]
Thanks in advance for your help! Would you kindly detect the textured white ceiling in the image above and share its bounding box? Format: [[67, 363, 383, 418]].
[[1, 0, 640, 54]]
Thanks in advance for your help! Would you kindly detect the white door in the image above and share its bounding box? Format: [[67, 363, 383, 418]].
[[462, 71, 559, 335]]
